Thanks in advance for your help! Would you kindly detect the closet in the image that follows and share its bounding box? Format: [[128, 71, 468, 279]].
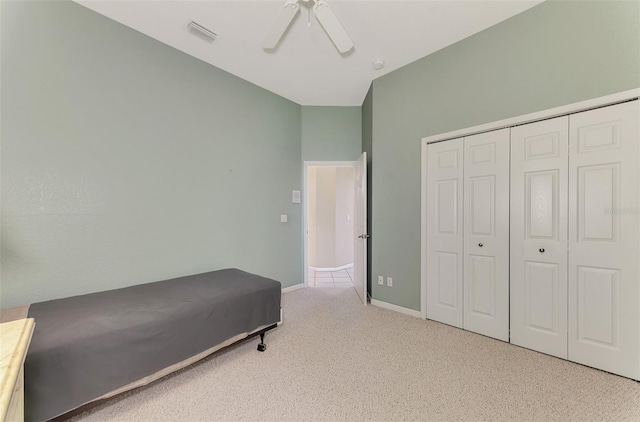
[[463, 129, 510, 341], [425, 98, 640, 380], [567, 102, 639, 379], [425, 130, 510, 341], [510, 116, 569, 359]]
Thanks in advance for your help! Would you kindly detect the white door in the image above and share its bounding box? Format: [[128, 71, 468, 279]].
[[463, 129, 510, 341], [353, 153, 368, 305], [510, 116, 569, 358], [426, 138, 464, 328], [568, 100, 640, 380]]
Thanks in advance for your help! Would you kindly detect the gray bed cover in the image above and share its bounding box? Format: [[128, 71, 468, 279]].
[[25, 268, 281, 421]]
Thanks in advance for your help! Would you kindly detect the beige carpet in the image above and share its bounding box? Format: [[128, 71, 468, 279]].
[[70, 287, 640, 421]]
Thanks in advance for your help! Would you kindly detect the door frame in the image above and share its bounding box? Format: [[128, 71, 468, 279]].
[[303, 160, 357, 289], [420, 88, 640, 320]]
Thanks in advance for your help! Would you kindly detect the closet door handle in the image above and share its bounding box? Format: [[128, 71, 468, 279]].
[[478, 243, 483, 247], [539, 248, 545, 253]]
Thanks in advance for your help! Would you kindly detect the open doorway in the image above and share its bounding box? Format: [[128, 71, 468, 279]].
[[305, 163, 355, 288]]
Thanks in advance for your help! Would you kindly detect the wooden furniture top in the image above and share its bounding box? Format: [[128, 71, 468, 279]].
[[0, 318, 35, 421]]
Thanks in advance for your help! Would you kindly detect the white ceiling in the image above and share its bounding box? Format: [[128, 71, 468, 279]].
[[75, 0, 543, 106]]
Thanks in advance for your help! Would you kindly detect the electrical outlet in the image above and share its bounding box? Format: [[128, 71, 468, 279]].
[[387, 277, 393, 287], [378, 276, 384, 285]]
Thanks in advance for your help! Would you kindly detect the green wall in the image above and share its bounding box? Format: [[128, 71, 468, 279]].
[[1, 1, 302, 308], [3, 0, 639, 312], [370, 0, 640, 310], [301, 106, 362, 162]]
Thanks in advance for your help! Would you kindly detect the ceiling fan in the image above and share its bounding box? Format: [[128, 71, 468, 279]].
[[263, 0, 354, 54]]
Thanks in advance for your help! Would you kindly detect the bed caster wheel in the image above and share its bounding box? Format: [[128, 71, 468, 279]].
[[257, 343, 267, 352]]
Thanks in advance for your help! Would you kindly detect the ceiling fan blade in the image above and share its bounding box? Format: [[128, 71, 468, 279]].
[[263, 1, 300, 50], [313, 1, 353, 54]]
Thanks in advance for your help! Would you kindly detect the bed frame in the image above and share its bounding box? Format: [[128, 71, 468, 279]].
[[252, 323, 278, 352]]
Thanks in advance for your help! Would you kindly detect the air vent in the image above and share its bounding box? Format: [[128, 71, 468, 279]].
[[186, 21, 219, 45]]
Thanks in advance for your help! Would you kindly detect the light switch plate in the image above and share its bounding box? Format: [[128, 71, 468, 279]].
[[280, 214, 288, 223], [292, 190, 301, 204]]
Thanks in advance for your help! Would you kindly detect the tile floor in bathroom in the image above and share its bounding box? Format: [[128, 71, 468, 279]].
[[307, 267, 354, 288]]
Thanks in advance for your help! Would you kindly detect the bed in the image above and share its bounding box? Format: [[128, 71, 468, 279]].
[[19, 268, 281, 422]]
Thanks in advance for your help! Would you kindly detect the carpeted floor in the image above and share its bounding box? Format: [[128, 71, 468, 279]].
[[70, 287, 640, 421]]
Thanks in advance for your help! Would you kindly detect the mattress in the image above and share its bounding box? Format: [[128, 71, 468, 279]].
[[24, 268, 281, 421]]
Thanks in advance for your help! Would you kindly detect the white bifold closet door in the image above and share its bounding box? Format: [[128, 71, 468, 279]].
[[510, 116, 569, 359], [426, 138, 464, 328], [463, 129, 510, 341], [568, 101, 640, 380]]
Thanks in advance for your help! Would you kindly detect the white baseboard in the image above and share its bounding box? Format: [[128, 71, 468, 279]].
[[282, 283, 305, 293], [310, 263, 354, 272], [371, 299, 422, 319]]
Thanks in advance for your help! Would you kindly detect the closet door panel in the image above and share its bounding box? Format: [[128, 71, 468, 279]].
[[568, 101, 640, 380], [510, 116, 569, 359], [427, 139, 464, 327], [463, 129, 510, 341]]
